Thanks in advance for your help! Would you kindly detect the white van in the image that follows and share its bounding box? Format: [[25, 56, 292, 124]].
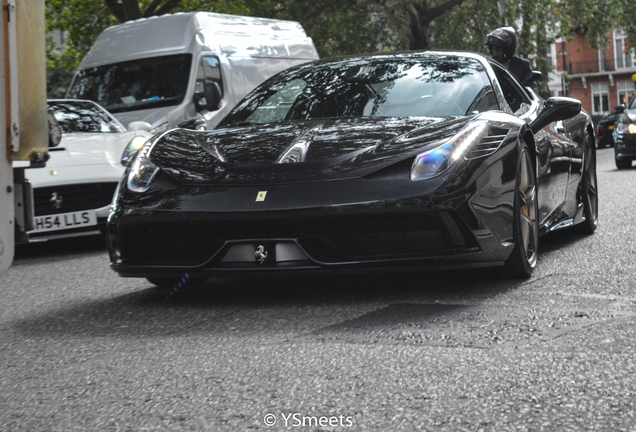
[[66, 12, 319, 133]]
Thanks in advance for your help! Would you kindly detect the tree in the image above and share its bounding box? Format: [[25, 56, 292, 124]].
[[246, 0, 397, 58], [367, 0, 466, 50]]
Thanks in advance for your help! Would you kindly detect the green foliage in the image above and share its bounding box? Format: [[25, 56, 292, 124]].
[[177, 0, 249, 15], [432, 0, 501, 53]]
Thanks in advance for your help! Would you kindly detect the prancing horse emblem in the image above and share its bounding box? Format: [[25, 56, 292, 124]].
[[255, 245, 268, 264], [49, 192, 63, 209]]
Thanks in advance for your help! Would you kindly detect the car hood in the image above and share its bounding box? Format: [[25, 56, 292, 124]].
[[112, 106, 174, 130], [15, 131, 150, 188], [47, 131, 146, 168], [151, 117, 473, 185]]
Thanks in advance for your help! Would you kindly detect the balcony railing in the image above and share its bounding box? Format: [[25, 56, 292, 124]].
[[566, 60, 615, 75]]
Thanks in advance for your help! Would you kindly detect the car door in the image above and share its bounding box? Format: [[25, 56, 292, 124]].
[[562, 112, 589, 217], [491, 63, 570, 227]]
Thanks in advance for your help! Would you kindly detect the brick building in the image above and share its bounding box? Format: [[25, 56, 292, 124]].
[[554, 31, 636, 123]]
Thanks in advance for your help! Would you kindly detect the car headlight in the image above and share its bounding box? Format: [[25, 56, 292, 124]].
[[411, 121, 489, 181], [150, 121, 170, 134], [127, 140, 159, 193], [616, 122, 636, 135], [121, 135, 150, 166]]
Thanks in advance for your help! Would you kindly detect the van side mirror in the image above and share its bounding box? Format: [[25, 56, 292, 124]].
[[529, 97, 581, 134], [194, 81, 222, 113]]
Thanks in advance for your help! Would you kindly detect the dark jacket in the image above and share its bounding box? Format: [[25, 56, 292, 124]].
[[507, 56, 533, 86]]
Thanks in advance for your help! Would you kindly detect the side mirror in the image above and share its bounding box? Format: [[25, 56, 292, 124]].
[[522, 70, 542, 86], [194, 81, 222, 113], [529, 97, 581, 134], [47, 108, 62, 147], [128, 121, 152, 132], [177, 118, 206, 131]]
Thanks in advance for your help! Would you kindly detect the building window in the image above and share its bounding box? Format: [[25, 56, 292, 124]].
[[598, 45, 607, 72], [592, 82, 610, 115], [614, 32, 634, 69], [617, 80, 635, 106]]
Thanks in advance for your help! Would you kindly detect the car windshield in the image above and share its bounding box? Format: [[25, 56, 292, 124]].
[[67, 54, 192, 114], [219, 55, 495, 127], [48, 100, 125, 134]]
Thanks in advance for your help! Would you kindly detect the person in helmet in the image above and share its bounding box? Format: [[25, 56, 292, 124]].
[[485, 26, 534, 87]]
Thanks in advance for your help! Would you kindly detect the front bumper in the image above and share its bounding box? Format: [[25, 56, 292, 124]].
[[614, 133, 636, 160], [108, 157, 519, 278]]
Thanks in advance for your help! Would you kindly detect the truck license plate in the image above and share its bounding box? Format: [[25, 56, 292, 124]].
[[30, 210, 97, 233]]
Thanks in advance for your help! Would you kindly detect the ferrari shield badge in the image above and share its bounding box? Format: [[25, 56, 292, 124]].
[[256, 191, 267, 202]]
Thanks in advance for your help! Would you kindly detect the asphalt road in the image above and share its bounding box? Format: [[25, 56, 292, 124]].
[[1, 147, 636, 431]]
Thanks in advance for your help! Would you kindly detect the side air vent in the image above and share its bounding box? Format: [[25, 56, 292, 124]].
[[466, 127, 508, 159]]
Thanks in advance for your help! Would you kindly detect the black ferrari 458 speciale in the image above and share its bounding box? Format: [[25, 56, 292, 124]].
[[107, 51, 598, 285]]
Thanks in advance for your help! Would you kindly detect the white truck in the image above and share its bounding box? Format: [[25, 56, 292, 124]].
[[66, 12, 319, 133], [1, 0, 51, 274]]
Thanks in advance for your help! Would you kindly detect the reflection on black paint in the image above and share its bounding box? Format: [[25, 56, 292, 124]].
[[219, 54, 490, 127], [151, 116, 473, 185]]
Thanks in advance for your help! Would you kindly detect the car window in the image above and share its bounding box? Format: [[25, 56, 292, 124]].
[[246, 79, 308, 124], [489, 62, 531, 115], [220, 55, 495, 126], [48, 101, 125, 134]]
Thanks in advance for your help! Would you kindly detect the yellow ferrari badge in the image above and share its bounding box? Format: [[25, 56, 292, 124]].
[[256, 191, 267, 202]]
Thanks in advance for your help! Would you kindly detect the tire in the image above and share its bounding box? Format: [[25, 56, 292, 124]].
[[503, 142, 539, 278], [574, 135, 598, 234], [616, 157, 631, 169]]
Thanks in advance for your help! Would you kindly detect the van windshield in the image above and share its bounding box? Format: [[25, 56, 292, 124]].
[[67, 54, 192, 114]]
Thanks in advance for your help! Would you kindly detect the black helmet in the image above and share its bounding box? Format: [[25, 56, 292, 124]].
[[485, 26, 517, 61]]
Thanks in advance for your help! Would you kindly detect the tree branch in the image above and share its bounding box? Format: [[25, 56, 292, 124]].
[[369, 0, 410, 33], [122, 0, 143, 21], [103, 0, 126, 23], [154, 0, 183, 17], [429, 0, 464, 21], [143, 0, 165, 17]]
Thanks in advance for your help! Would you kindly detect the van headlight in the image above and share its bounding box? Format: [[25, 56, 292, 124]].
[[411, 121, 489, 181], [121, 135, 150, 166], [127, 140, 159, 193]]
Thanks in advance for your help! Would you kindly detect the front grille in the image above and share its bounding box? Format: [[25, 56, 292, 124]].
[[33, 183, 117, 216], [116, 212, 477, 267]]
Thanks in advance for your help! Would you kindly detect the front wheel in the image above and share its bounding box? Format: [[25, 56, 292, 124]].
[[503, 142, 539, 278]]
